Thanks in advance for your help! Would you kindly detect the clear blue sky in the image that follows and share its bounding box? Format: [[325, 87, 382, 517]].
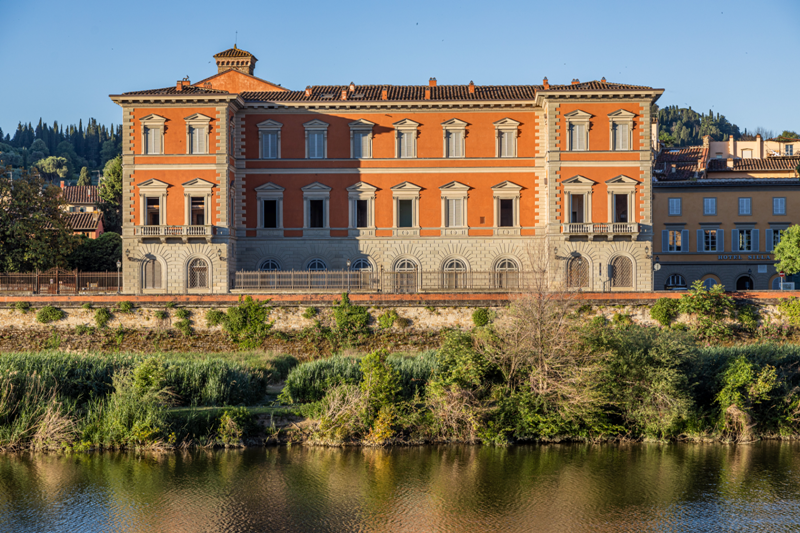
[[1, 0, 798, 137]]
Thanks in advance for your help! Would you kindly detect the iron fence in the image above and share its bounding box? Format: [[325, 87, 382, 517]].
[[233, 270, 536, 293], [0, 269, 122, 294]]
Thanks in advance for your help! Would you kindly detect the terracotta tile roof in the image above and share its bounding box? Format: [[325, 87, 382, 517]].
[[121, 86, 231, 96], [46, 213, 103, 231], [213, 46, 256, 59], [655, 178, 800, 188], [62, 185, 99, 204], [707, 157, 800, 172], [544, 81, 654, 91], [242, 84, 544, 102], [656, 146, 704, 163], [654, 162, 700, 182]]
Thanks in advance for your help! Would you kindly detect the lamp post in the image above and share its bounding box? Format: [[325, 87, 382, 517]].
[[116, 260, 121, 294], [653, 256, 661, 292], [346, 259, 351, 293]]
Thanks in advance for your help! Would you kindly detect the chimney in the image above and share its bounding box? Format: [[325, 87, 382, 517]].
[[381, 88, 388, 101], [429, 77, 437, 87], [601, 77, 606, 83], [571, 78, 580, 85], [756, 133, 763, 158], [702, 135, 710, 149], [468, 80, 475, 94], [176, 78, 190, 91], [349, 82, 355, 92], [542, 77, 549, 89], [305, 86, 312, 97], [726, 158, 735, 169], [671, 164, 676, 174], [340, 89, 347, 101], [424, 88, 431, 100], [60, 180, 65, 189]]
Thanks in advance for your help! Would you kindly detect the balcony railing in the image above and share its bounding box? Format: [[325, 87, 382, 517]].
[[562, 223, 639, 234], [134, 225, 215, 237]]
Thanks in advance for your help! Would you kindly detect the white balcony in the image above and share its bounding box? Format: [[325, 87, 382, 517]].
[[562, 223, 639, 238], [134, 225, 214, 242]]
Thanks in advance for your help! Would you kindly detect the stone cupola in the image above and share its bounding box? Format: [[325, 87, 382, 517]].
[[213, 45, 257, 75]]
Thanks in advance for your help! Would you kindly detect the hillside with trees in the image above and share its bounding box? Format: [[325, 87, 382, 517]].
[[0, 119, 121, 183]]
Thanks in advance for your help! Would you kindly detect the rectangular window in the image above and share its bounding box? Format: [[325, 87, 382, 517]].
[[704, 229, 717, 252], [189, 126, 207, 154], [261, 132, 278, 159], [145, 197, 160, 225], [144, 127, 162, 154], [356, 199, 368, 228], [398, 199, 413, 227], [445, 131, 464, 158], [613, 123, 629, 150], [774, 229, 783, 249], [499, 199, 514, 227], [787, 145, 794, 156], [190, 197, 205, 225], [739, 197, 752, 215], [668, 197, 682, 216], [774, 197, 786, 215], [309, 199, 324, 228], [308, 132, 325, 159], [570, 194, 584, 223], [398, 131, 415, 158], [668, 230, 683, 252], [353, 132, 370, 159], [703, 197, 716, 215], [742, 149, 753, 158], [445, 198, 463, 227], [263, 199, 277, 228], [739, 229, 753, 251], [614, 194, 629, 223], [499, 130, 515, 157], [569, 124, 586, 151]]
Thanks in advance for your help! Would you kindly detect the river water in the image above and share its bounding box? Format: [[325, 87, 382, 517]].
[[1, 442, 799, 532]]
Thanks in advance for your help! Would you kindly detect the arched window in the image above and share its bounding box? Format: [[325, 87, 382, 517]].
[[666, 274, 686, 289], [443, 258, 467, 289], [188, 258, 208, 289], [609, 256, 633, 288], [307, 259, 327, 271], [142, 258, 162, 290], [394, 258, 417, 293], [703, 278, 718, 290], [259, 259, 281, 271], [567, 256, 589, 288], [495, 258, 519, 289], [350, 258, 372, 271]]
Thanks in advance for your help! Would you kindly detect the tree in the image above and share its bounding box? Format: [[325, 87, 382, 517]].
[[33, 156, 69, 182], [0, 168, 79, 271], [780, 130, 800, 139], [0, 143, 22, 167], [77, 166, 91, 186], [67, 232, 122, 271], [773, 225, 800, 275], [28, 139, 49, 164], [659, 132, 676, 147], [97, 155, 123, 233]]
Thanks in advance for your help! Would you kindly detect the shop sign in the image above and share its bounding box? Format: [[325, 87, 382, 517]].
[[717, 255, 773, 260]]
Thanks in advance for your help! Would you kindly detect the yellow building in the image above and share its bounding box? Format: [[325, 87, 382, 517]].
[[653, 135, 800, 290]]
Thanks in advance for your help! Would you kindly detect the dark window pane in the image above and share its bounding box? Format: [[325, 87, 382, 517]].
[[146, 197, 160, 226], [309, 199, 324, 228], [356, 199, 368, 228], [398, 199, 413, 228], [500, 199, 513, 227], [191, 197, 205, 225], [615, 194, 628, 222], [263, 200, 277, 228]]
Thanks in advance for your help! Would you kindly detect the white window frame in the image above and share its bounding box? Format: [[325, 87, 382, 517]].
[[304, 120, 329, 159], [564, 110, 591, 151], [668, 197, 682, 216], [561, 175, 595, 224], [739, 197, 752, 216], [257, 119, 282, 159], [494, 118, 520, 158], [301, 181, 331, 229], [739, 229, 753, 251], [608, 109, 635, 151], [787, 145, 794, 156], [442, 118, 467, 158], [439, 181, 470, 234], [349, 119, 374, 159], [254, 182, 284, 233], [491, 180, 522, 235], [140, 114, 166, 155], [181, 178, 215, 226], [346, 181, 377, 233], [606, 175, 638, 224], [774, 197, 786, 216], [703, 197, 717, 216], [185, 113, 212, 155], [137, 179, 169, 226], [668, 230, 683, 252], [394, 119, 419, 159], [391, 181, 422, 235], [703, 229, 718, 252]]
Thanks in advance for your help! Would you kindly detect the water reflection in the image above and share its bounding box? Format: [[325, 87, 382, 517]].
[[0, 443, 799, 532]]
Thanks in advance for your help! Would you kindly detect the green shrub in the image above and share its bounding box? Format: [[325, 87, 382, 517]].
[[165, 302, 176, 309], [262, 354, 299, 383], [332, 293, 370, 342], [81, 302, 93, 310], [778, 297, 800, 326], [671, 323, 688, 331], [424, 306, 438, 314], [650, 298, 680, 326], [360, 349, 400, 416], [36, 306, 65, 324], [611, 313, 633, 326], [302, 307, 318, 319], [590, 315, 607, 327], [133, 357, 167, 397], [174, 308, 191, 320], [217, 406, 255, 444], [174, 319, 193, 337], [223, 296, 273, 349], [94, 307, 112, 328], [117, 301, 134, 314], [377, 309, 398, 329], [205, 309, 225, 327], [14, 301, 30, 314], [75, 324, 95, 335], [472, 308, 490, 327], [395, 316, 410, 329], [154, 310, 168, 320], [736, 303, 760, 331]]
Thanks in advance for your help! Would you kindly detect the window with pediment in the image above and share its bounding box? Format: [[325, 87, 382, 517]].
[[439, 181, 469, 228], [185, 113, 212, 154], [349, 119, 374, 159], [255, 182, 284, 229], [561, 176, 595, 224], [442, 118, 467, 158], [304, 120, 328, 159], [347, 182, 377, 229], [394, 119, 419, 158], [302, 182, 331, 229], [564, 110, 591, 151], [608, 109, 635, 151], [258, 119, 282, 159], [140, 114, 166, 155], [494, 118, 520, 157]]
